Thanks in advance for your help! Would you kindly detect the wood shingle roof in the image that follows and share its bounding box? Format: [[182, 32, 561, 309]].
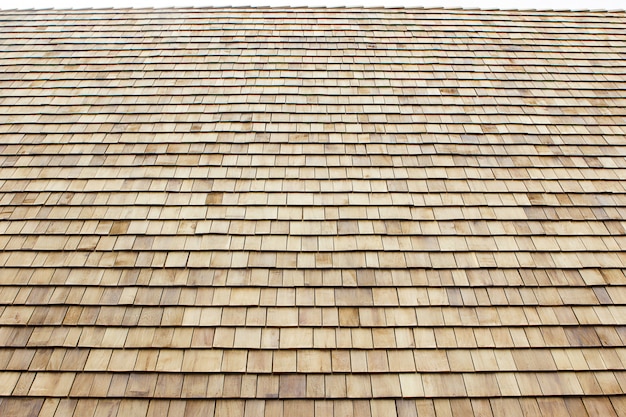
[[0, 6, 626, 416]]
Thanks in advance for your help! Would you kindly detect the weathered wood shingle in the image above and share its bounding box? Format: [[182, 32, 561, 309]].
[[0, 6, 626, 416]]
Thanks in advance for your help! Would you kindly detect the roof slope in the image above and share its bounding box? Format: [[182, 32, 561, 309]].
[[0, 6, 626, 417]]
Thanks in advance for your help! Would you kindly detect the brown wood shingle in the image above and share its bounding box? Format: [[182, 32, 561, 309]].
[[0, 5, 625, 417]]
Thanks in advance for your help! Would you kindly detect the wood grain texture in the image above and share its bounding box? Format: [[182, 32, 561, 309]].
[[0, 5, 625, 416]]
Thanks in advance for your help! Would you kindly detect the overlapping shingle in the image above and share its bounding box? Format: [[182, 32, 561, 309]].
[[0, 6, 626, 416]]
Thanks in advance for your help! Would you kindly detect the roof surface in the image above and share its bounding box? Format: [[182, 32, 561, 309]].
[[1, 6, 626, 417]]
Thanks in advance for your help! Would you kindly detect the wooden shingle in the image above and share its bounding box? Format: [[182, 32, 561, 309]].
[[0, 5, 625, 417]]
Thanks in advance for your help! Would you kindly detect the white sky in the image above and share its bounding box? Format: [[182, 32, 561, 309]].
[[0, 0, 624, 10]]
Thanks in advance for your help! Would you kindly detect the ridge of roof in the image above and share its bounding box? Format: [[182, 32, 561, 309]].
[[1, 5, 625, 12]]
